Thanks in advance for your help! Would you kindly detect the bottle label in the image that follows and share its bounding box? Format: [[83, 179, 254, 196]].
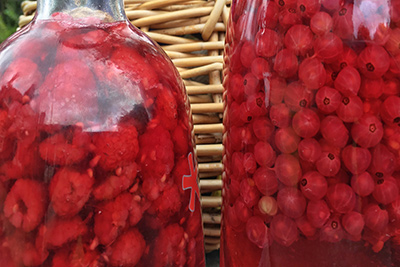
[[182, 152, 200, 212]]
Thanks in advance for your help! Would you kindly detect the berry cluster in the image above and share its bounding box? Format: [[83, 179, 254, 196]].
[[223, 0, 400, 262], [0, 12, 204, 267]]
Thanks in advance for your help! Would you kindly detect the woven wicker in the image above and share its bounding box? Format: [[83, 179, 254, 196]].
[[18, 0, 228, 253]]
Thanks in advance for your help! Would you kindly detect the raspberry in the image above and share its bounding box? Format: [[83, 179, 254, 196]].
[[109, 229, 146, 267], [153, 224, 187, 267], [0, 57, 42, 97], [43, 216, 87, 247], [152, 184, 182, 220], [154, 89, 178, 130], [94, 124, 139, 171], [3, 179, 46, 232], [49, 168, 94, 217]]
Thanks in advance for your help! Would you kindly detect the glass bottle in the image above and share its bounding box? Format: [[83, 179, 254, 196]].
[[0, 0, 205, 266], [221, 0, 400, 266]]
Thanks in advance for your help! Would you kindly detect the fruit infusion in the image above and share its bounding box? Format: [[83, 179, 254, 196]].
[[222, 0, 400, 266], [0, 11, 205, 267]]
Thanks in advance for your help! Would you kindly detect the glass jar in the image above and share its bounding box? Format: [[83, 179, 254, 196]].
[[0, 0, 205, 266], [221, 0, 400, 266]]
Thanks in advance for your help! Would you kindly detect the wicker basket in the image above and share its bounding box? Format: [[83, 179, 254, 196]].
[[18, 0, 228, 253]]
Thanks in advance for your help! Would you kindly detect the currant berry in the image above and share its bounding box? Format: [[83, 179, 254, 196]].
[[310, 12, 333, 35], [357, 45, 390, 79], [243, 152, 257, 174], [359, 78, 384, 99], [258, 196, 278, 216], [284, 81, 313, 111], [388, 197, 400, 222], [321, 0, 344, 11], [351, 114, 384, 148], [363, 204, 389, 232], [246, 92, 268, 117], [298, 57, 326, 90], [246, 216, 270, 248], [320, 116, 349, 148], [351, 172, 375, 197], [333, 4, 357, 40], [315, 86, 341, 114], [298, 138, 322, 163], [275, 127, 300, 154], [336, 95, 363, 123], [306, 200, 331, 228], [368, 144, 397, 177], [278, 7, 302, 30], [341, 145, 372, 175], [254, 141, 276, 167], [320, 217, 345, 243], [269, 103, 291, 128], [314, 32, 343, 63], [300, 171, 328, 201], [270, 214, 299, 247], [240, 178, 261, 208], [297, 0, 321, 18], [257, 1, 279, 29], [252, 117, 274, 141], [284, 25, 313, 56], [231, 152, 245, 177], [292, 108, 320, 138], [269, 76, 287, 105], [326, 183, 356, 214], [243, 72, 260, 96], [275, 154, 302, 186], [342, 211, 365, 236], [380, 96, 400, 127], [316, 151, 341, 177], [251, 57, 270, 80], [229, 73, 245, 102], [373, 176, 399, 205], [273, 49, 299, 78], [253, 167, 279, 196], [240, 41, 257, 69], [226, 203, 243, 229], [295, 216, 317, 237], [234, 198, 252, 222], [333, 45, 358, 71], [385, 28, 400, 56], [277, 187, 307, 219], [255, 28, 281, 58], [333, 66, 361, 96], [383, 79, 400, 98]]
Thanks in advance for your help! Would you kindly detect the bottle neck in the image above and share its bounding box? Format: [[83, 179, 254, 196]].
[[36, 0, 127, 21]]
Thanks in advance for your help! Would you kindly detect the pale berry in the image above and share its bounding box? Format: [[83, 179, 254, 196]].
[[258, 196, 278, 216]]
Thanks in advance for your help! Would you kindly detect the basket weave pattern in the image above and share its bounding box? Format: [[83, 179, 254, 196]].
[[18, 0, 228, 253]]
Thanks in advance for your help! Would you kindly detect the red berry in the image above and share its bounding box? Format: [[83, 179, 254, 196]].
[[385, 28, 400, 56], [275, 127, 300, 153], [253, 167, 279, 196], [316, 151, 341, 177], [255, 28, 281, 58], [254, 141, 276, 167], [240, 41, 256, 69], [320, 217, 345, 243], [277, 187, 307, 219], [252, 117, 274, 141], [359, 78, 384, 99], [279, 7, 302, 30], [243, 72, 260, 96], [320, 116, 349, 148], [269, 104, 291, 128], [368, 144, 397, 177], [306, 200, 331, 228], [380, 96, 400, 127], [230, 152, 245, 177], [315, 86, 341, 114], [243, 152, 257, 174], [251, 57, 270, 80], [321, 0, 343, 11], [310, 12, 333, 35], [258, 195, 278, 216], [333, 4, 357, 40], [298, 138, 322, 163], [351, 172, 375, 197], [229, 73, 245, 102], [284, 81, 313, 111], [341, 145, 371, 175], [351, 114, 384, 148], [357, 45, 390, 78], [334, 66, 361, 96], [298, 57, 326, 90], [109, 229, 146, 267], [275, 154, 302, 186], [300, 171, 328, 200], [297, 0, 321, 18], [336, 95, 363, 123], [284, 25, 313, 56], [292, 108, 320, 138], [234, 198, 252, 223], [342, 211, 365, 236], [333, 45, 358, 71], [44, 216, 87, 247], [269, 75, 287, 105], [246, 216, 270, 248], [257, 1, 279, 29], [314, 32, 343, 63], [363, 204, 389, 232], [240, 179, 261, 208], [326, 183, 356, 213], [373, 176, 399, 205], [270, 214, 298, 247], [273, 49, 298, 78], [388, 196, 400, 222], [295, 216, 317, 237]]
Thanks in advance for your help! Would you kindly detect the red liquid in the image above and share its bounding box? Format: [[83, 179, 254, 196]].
[[0, 13, 205, 267], [222, 0, 400, 266]]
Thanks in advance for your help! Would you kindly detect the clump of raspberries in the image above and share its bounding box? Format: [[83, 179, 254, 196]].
[[0, 11, 205, 267]]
